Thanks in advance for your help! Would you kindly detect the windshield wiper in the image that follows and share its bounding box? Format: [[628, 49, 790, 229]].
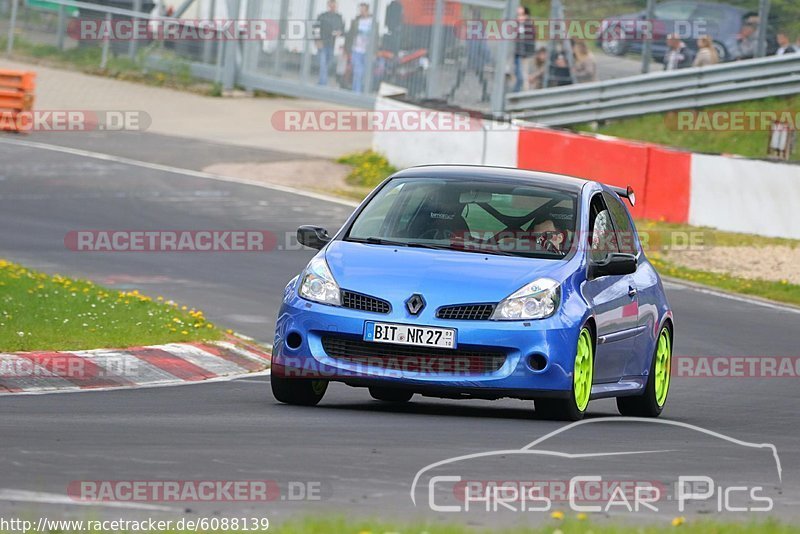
[[349, 237, 442, 250], [349, 237, 518, 256]]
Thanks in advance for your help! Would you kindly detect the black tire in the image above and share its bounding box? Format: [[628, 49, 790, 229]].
[[535, 397, 583, 421], [271, 374, 328, 406], [617, 325, 672, 417], [369, 387, 414, 403]]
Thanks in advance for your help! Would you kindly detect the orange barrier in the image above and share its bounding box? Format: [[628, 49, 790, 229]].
[[517, 127, 691, 223], [0, 70, 36, 132]]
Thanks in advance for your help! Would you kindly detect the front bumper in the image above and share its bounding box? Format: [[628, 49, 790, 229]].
[[273, 292, 581, 398]]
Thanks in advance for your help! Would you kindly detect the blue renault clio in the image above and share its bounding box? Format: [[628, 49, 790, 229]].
[[271, 165, 673, 420]]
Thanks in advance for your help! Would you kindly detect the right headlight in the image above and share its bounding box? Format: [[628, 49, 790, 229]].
[[491, 278, 560, 321], [298, 256, 341, 306]]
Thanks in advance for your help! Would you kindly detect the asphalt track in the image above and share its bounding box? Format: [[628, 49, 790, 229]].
[[0, 133, 798, 527]]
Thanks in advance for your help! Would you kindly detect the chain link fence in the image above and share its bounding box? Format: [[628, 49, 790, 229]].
[[3, 0, 791, 111]]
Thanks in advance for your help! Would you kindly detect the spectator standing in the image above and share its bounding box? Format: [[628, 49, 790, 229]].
[[663, 33, 694, 70], [346, 3, 374, 94], [550, 51, 572, 86], [693, 35, 720, 67], [317, 0, 345, 86], [529, 48, 548, 89], [736, 23, 757, 60], [384, 0, 404, 53], [775, 32, 797, 55], [512, 6, 536, 92], [572, 42, 597, 83]]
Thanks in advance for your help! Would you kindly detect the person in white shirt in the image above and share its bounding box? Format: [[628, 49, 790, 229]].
[[774, 32, 797, 56], [663, 34, 694, 70], [346, 3, 373, 94]]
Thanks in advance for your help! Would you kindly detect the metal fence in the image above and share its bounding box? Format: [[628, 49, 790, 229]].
[[2, 0, 519, 112], [506, 53, 800, 126]]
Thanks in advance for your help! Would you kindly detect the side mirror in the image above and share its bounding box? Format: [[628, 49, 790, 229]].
[[297, 226, 331, 250], [589, 253, 637, 278]]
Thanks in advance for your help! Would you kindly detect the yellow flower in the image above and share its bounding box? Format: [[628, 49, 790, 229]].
[[576, 512, 588, 521], [672, 516, 686, 527], [550, 510, 564, 520]]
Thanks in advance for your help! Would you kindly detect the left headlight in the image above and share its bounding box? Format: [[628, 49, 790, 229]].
[[491, 278, 560, 321], [298, 256, 341, 306]]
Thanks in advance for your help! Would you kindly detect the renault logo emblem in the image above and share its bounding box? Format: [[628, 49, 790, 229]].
[[405, 294, 426, 315]]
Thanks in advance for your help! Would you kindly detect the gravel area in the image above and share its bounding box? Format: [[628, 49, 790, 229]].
[[665, 245, 800, 285], [204, 159, 352, 192]]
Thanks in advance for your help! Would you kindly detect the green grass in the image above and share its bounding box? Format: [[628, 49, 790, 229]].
[[576, 94, 800, 162], [337, 150, 398, 188], [1, 36, 219, 95], [0, 259, 223, 352]]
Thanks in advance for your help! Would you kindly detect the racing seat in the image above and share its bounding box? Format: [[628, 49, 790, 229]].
[[404, 193, 470, 240]]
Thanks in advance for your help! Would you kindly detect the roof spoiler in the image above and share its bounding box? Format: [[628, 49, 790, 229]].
[[610, 185, 636, 207]]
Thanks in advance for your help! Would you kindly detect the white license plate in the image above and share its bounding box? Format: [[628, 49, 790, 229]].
[[364, 322, 456, 349]]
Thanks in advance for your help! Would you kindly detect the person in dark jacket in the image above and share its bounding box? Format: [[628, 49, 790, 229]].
[[317, 0, 345, 86], [663, 33, 694, 70], [512, 6, 536, 92]]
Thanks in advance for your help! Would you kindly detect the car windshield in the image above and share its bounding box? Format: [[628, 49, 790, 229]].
[[346, 177, 578, 259]]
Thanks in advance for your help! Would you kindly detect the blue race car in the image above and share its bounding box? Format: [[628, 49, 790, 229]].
[[271, 165, 674, 421]]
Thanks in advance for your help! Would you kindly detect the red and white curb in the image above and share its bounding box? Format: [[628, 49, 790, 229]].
[[0, 340, 271, 395]]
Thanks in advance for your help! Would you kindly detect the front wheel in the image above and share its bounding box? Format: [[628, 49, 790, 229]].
[[271, 374, 328, 406], [536, 326, 594, 421], [369, 387, 414, 402], [618, 325, 672, 417]]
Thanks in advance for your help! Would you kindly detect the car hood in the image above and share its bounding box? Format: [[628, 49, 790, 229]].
[[325, 240, 573, 305]]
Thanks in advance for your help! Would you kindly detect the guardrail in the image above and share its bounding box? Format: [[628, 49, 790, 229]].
[[506, 54, 800, 126]]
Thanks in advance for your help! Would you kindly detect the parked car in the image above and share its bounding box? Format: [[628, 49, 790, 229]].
[[600, 0, 775, 62], [271, 165, 675, 421]]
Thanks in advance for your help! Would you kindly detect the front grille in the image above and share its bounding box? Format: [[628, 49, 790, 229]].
[[321, 336, 506, 374], [341, 290, 391, 314], [436, 304, 496, 321]]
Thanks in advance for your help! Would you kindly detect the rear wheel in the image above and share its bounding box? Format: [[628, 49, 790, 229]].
[[617, 325, 672, 417], [536, 326, 594, 421], [369, 387, 414, 403], [271, 374, 328, 406]]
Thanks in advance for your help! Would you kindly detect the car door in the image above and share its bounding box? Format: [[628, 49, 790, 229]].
[[582, 193, 639, 383]]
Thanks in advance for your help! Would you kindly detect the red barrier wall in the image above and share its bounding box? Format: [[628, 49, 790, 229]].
[[642, 146, 691, 222], [517, 127, 690, 223]]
